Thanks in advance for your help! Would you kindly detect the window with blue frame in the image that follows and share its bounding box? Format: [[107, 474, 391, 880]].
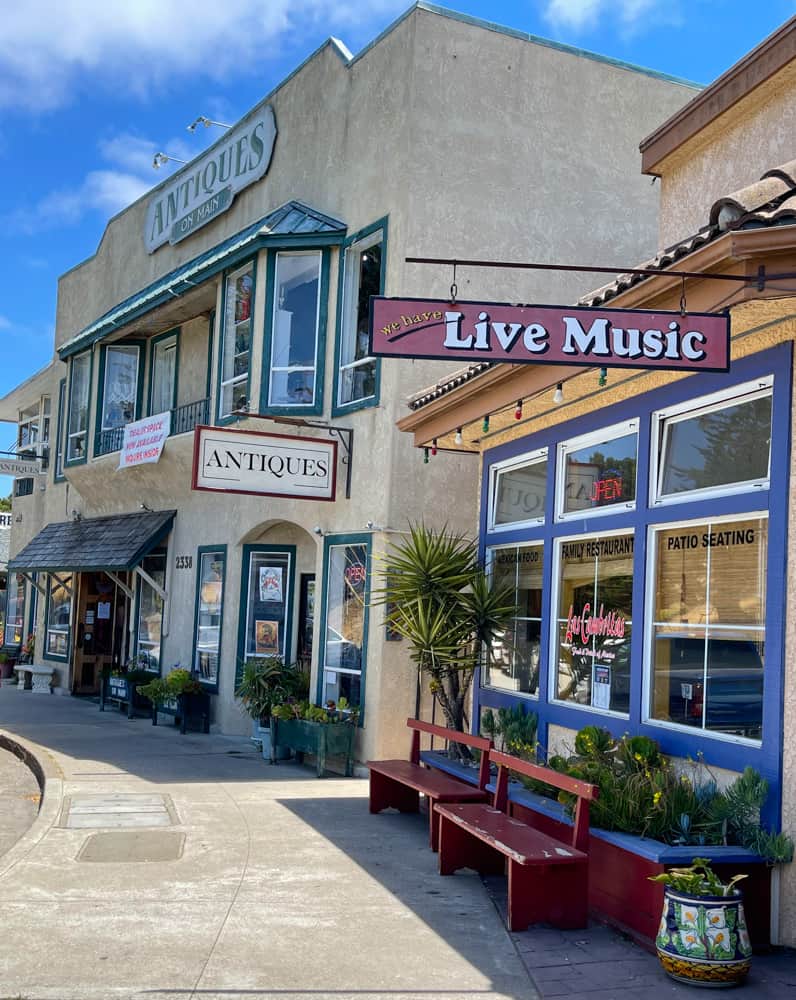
[[485, 543, 543, 697], [480, 350, 783, 762]]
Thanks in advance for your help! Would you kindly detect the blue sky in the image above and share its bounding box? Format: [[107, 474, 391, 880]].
[[0, 0, 793, 497]]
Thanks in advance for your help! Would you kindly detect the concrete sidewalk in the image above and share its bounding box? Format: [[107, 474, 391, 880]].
[[0, 686, 537, 1000]]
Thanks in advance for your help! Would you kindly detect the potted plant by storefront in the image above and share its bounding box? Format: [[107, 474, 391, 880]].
[[270, 698, 358, 777], [102, 662, 154, 717], [140, 667, 210, 734], [0, 651, 13, 680], [650, 858, 752, 987], [236, 657, 307, 759]]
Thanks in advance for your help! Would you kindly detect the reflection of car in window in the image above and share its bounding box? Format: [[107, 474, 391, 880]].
[[325, 625, 361, 670]]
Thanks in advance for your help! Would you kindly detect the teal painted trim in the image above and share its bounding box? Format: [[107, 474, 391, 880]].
[[216, 256, 257, 426], [59, 231, 345, 362], [43, 574, 70, 663], [350, 3, 702, 89], [147, 327, 180, 416], [26, 573, 38, 638], [260, 248, 330, 417], [64, 350, 94, 468], [132, 552, 168, 675], [192, 544, 227, 693], [316, 532, 372, 723], [53, 377, 66, 483], [205, 311, 215, 402], [93, 339, 146, 457], [235, 544, 298, 691], [332, 217, 387, 417]]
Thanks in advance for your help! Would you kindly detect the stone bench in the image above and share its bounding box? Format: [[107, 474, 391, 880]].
[[15, 663, 55, 694]]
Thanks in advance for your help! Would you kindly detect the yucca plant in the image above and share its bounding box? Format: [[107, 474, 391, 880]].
[[375, 524, 518, 751]]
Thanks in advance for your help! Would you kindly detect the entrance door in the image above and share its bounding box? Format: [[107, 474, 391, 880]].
[[72, 573, 124, 695]]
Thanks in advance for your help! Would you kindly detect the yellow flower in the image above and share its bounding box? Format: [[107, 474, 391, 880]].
[[686, 934, 696, 943], [653, 791, 662, 805], [715, 932, 725, 943]]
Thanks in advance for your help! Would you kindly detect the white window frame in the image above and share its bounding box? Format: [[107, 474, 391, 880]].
[[642, 510, 768, 748], [66, 351, 91, 462], [219, 262, 254, 420], [487, 447, 548, 532], [555, 418, 639, 523], [483, 541, 544, 700], [150, 334, 178, 415], [548, 527, 634, 719], [650, 376, 773, 509], [268, 250, 322, 408], [337, 228, 383, 408], [100, 344, 140, 433]]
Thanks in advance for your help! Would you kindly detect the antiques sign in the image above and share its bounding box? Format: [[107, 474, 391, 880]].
[[370, 297, 730, 372], [0, 456, 40, 477], [145, 105, 277, 252], [192, 426, 337, 500]]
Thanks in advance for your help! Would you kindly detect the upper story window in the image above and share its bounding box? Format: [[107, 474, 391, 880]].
[[219, 262, 254, 420], [17, 404, 39, 453], [54, 379, 66, 481], [66, 351, 91, 463], [488, 449, 547, 531], [101, 345, 140, 432], [338, 228, 383, 408], [652, 378, 772, 507], [556, 420, 638, 521], [149, 332, 178, 415], [268, 251, 322, 408]]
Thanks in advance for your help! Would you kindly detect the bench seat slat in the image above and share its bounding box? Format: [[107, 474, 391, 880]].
[[435, 802, 588, 866], [366, 760, 488, 801]]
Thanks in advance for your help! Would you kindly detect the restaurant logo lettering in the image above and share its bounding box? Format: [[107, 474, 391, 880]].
[[370, 297, 730, 373], [145, 106, 277, 253], [565, 603, 626, 646]]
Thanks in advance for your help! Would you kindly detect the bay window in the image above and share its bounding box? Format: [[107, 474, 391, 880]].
[[268, 251, 323, 408], [338, 226, 384, 409], [66, 351, 91, 463], [219, 262, 254, 419], [45, 575, 72, 658], [54, 378, 66, 481], [321, 540, 369, 708], [149, 331, 178, 415], [97, 343, 141, 454]]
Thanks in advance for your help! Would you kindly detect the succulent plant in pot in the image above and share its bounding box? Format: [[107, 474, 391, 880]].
[[236, 657, 308, 758], [650, 858, 752, 987]]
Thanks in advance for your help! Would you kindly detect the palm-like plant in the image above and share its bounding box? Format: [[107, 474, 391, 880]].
[[375, 524, 518, 748]]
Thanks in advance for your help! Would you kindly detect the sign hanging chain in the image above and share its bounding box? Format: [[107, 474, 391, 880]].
[[680, 276, 687, 316], [450, 262, 457, 305]]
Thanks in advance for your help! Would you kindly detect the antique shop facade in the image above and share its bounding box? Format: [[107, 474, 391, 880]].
[[0, 3, 695, 759], [398, 18, 796, 942]]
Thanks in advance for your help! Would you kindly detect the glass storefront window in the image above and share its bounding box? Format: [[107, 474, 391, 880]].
[[339, 230, 382, 407], [649, 516, 767, 741], [558, 422, 637, 519], [322, 543, 368, 707], [4, 573, 26, 647], [269, 252, 322, 407], [243, 551, 292, 662], [67, 351, 91, 462], [194, 550, 225, 686], [553, 532, 633, 714], [219, 263, 254, 419], [490, 452, 547, 529], [484, 544, 543, 696], [656, 384, 772, 502], [45, 574, 72, 657], [136, 553, 166, 671]]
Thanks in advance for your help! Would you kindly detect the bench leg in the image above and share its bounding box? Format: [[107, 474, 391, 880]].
[[438, 814, 505, 876], [369, 771, 420, 815], [507, 861, 589, 932]]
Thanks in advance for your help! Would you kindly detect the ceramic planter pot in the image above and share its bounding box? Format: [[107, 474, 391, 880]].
[[655, 885, 752, 987]]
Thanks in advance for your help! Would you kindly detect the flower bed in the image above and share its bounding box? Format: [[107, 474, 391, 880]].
[[271, 717, 355, 777]]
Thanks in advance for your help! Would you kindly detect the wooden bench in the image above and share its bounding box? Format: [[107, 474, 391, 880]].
[[435, 749, 599, 931], [367, 718, 492, 851]]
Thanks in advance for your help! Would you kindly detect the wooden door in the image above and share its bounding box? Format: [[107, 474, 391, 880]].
[[71, 573, 118, 695]]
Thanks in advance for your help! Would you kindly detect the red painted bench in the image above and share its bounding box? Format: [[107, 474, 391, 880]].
[[435, 750, 599, 931], [367, 718, 492, 851]]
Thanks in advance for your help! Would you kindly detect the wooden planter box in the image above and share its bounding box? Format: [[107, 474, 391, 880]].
[[152, 692, 210, 735], [421, 750, 772, 952], [100, 676, 150, 719], [271, 717, 355, 777]]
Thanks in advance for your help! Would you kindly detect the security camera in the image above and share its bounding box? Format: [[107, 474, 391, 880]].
[[313, 525, 323, 536]]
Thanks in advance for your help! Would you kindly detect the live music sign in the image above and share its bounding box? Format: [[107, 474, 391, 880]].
[[369, 297, 730, 372]]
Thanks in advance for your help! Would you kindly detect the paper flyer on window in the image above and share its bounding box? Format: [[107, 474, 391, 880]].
[[259, 566, 283, 603]]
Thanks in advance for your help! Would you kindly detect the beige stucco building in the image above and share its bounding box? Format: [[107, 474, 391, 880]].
[[0, 3, 695, 762], [400, 17, 796, 946]]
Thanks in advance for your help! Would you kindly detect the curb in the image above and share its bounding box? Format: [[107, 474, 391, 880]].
[[0, 729, 64, 877]]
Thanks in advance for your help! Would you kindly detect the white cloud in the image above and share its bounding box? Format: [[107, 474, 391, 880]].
[[543, 0, 664, 32], [0, 0, 402, 111]]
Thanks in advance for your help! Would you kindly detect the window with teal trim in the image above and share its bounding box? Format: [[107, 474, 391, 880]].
[[54, 378, 66, 480], [243, 551, 292, 662], [66, 351, 91, 462], [338, 230, 382, 406], [99, 345, 140, 445], [150, 334, 178, 414], [4, 573, 26, 647], [194, 550, 225, 686], [321, 543, 368, 707], [137, 552, 166, 672], [45, 574, 72, 658], [268, 251, 322, 407], [219, 263, 254, 418]]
